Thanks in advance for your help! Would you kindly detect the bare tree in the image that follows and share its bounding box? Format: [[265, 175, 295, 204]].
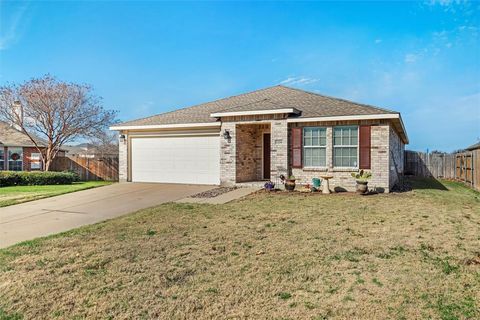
[[0, 75, 117, 170], [88, 130, 119, 155]]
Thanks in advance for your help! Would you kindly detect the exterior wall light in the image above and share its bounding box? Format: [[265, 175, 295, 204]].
[[119, 134, 126, 143], [223, 129, 231, 141]]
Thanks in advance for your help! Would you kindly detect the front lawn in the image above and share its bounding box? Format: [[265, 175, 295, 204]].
[[0, 179, 479, 319], [0, 181, 112, 207]]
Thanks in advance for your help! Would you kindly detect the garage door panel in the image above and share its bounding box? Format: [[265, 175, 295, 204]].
[[131, 136, 220, 185]]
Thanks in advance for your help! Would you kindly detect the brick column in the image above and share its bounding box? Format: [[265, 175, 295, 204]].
[[118, 133, 128, 182], [370, 125, 390, 192], [270, 120, 288, 180], [326, 126, 333, 170], [220, 122, 236, 185]]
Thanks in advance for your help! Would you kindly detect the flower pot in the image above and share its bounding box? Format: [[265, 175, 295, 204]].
[[285, 180, 296, 191], [356, 180, 368, 194], [264, 181, 275, 191]]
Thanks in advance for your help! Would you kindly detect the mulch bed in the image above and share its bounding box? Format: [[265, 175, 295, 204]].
[[258, 189, 361, 196], [190, 187, 237, 198]]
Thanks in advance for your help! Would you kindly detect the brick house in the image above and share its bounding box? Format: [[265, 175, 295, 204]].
[[111, 86, 408, 192], [0, 121, 65, 171]]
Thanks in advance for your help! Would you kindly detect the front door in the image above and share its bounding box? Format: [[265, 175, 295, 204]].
[[263, 133, 271, 179]]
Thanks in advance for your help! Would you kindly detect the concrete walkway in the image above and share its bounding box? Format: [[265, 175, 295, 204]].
[[0, 183, 212, 248], [175, 187, 259, 204]]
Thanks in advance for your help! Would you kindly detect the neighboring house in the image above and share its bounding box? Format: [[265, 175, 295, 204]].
[[465, 141, 480, 152], [64, 143, 98, 158], [111, 86, 408, 192], [0, 121, 65, 171], [64, 142, 119, 158]]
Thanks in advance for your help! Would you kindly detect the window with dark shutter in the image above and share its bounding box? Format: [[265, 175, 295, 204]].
[[359, 125, 371, 169], [291, 127, 302, 168]]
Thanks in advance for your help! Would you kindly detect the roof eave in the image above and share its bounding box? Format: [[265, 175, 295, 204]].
[[287, 113, 409, 144], [210, 108, 300, 118], [110, 122, 221, 131]]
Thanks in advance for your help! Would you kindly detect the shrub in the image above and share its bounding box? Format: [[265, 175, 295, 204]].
[[351, 170, 372, 181], [62, 170, 80, 182], [0, 171, 77, 187]]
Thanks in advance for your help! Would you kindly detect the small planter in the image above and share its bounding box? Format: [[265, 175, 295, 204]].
[[285, 179, 296, 191], [264, 181, 275, 191], [351, 170, 372, 194], [355, 180, 369, 194]]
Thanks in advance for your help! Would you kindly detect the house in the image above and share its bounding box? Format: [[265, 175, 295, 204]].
[[64, 140, 119, 159], [0, 121, 65, 171], [64, 143, 100, 158], [110, 86, 408, 192], [465, 141, 480, 152]]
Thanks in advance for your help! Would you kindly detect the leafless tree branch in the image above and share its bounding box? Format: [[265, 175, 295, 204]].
[[0, 75, 117, 170]]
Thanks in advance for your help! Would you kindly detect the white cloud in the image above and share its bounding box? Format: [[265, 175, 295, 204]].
[[134, 101, 155, 118], [423, 0, 473, 14], [0, 4, 29, 50], [404, 53, 419, 63], [279, 76, 319, 86], [427, 0, 455, 6]]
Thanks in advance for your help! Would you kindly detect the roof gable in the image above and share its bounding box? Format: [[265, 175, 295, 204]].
[[0, 121, 45, 147], [466, 142, 480, 151], [115, 85, 399, 127]]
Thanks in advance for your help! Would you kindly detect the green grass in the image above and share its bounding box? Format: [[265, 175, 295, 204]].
[[0, 178, 478, 319], [0, 181, 112, 207]]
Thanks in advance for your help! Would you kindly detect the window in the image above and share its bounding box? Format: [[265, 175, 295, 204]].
[[303, 127, 327, 167], [8, 147, 23, 171], [0, 149, 4, 170], [333, 126, 358, 167], [30, 153, 42, 170]]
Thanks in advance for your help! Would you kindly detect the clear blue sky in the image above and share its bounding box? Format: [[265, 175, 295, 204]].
[[1, 1, 479, 152]]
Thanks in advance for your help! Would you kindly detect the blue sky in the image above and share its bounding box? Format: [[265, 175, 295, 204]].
[[1, 0, 479, 152]]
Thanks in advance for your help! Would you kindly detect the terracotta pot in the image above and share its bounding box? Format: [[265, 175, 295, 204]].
[[356, 180, 368, 194], [285, 180, 296, 191]]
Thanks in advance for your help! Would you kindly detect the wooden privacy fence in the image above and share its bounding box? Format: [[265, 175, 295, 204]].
[[51, 155, 119, 181], [405, 150, 479, 191]]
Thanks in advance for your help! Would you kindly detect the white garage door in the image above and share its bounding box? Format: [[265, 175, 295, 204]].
[[131, 135, 220, 185]]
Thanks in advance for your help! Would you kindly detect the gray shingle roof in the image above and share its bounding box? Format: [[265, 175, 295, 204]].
[[116, 85, 398, 126], [0, 121, 46, 147], [466, 142, 480, 151]]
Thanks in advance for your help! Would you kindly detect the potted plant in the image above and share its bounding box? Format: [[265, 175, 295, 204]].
[[351, 170, 372, 194], [285, 175, 296, 191], [264, 181, 275, 191]]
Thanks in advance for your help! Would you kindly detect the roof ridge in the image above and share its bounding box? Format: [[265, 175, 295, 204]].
[[278, 85, 399, 114], [0, 120, 46, 146], [118, 85, 283, 125]]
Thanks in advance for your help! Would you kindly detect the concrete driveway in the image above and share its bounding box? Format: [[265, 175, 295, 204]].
[[0, 183, 213, 248]]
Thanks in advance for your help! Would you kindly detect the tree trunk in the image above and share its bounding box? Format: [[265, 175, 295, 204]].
[[44, 147, 55, 171], [44, 159, 52, 171]]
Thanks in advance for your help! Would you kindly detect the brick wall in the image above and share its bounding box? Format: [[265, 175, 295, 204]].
[[220, 120, 288, 185], [220, 122, 236, 185], [235, 124, 270, 182], [23, 147, 43, 171], [236, 124, 258, 182], [0, 146, 44, 171], [1, 146, 6, 170], [369, 124, 390, 192], [291, 121, 393, 193], [118, 133, 128, 182], [271, 120, 288, 179]]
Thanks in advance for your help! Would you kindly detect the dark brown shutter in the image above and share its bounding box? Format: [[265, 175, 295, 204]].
[[359, 125, 371, 169], [291, 127, 302, 168]]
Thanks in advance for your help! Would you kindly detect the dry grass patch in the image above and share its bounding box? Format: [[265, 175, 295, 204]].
[[0, 178, 479, 319]]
